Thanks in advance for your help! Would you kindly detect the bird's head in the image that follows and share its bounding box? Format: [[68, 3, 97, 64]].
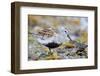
[[57, 26, 72, 41], [58, 26, 69, 35]]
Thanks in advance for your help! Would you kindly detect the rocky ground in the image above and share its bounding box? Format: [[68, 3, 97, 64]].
[[28, 40, 88, 60]]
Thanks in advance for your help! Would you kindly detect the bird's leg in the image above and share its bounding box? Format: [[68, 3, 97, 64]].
[[48, 48, 53, 55]]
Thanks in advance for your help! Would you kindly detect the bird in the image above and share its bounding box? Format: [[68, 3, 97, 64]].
[[30, 26, 72, 55], [29, 25, 88, 58]]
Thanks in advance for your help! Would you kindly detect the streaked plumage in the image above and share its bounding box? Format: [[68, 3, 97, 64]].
[[36, 26, 70, 45]]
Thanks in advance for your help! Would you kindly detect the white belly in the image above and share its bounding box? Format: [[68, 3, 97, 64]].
[[37, 36, 54, 44]]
